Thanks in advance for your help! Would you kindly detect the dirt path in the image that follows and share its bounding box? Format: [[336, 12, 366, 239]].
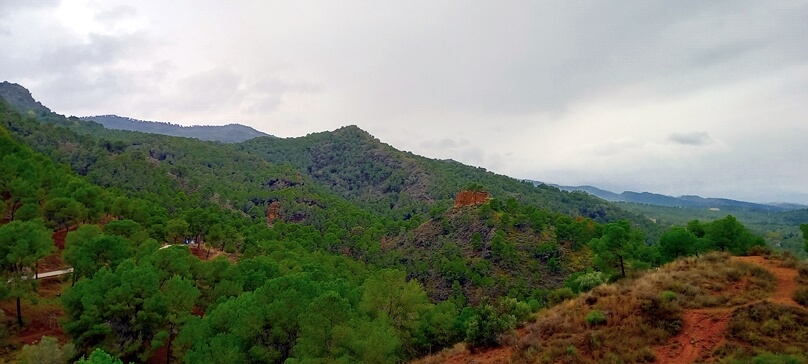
[[653, 256, 800, 363], [654, 308, 731, 364], [735, 256, 800, 307]]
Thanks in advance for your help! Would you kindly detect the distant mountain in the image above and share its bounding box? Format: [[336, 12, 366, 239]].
[[525, 180, 806, 212], [82, 115, 271, 143]]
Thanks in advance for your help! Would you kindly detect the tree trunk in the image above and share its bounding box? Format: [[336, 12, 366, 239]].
[[206, 244, 212, 260], [166, 332, 172, 364], [619, 255, 625, 277], [16, 296, 23, 327]]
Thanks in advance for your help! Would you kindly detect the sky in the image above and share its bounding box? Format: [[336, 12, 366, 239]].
[[2, 1, 807, 203]]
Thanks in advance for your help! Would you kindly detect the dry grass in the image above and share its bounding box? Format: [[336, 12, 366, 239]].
[[714, 302, 808, 362], [410, 342, 469, 364], [512, 252, 777, 364], [797, 261, 808, 285]]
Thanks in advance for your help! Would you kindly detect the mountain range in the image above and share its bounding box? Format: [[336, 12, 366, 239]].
[[530, 181, 807, 212], [81, 115, 271, 143]]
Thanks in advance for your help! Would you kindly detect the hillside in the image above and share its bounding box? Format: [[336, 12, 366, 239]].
[[0, 89, 622, 305], [420, 252, 808, 364], [82, 114, 271, 143], [238, 127, 653, 229]]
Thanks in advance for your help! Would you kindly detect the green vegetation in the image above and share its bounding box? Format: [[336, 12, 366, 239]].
[[621, 202, 808, 258], [19, 336, 75, 364], [1, 87, 806, 364]]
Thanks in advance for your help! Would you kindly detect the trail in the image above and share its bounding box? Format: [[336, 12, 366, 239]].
[[735, 256, 800, 308], [653, 256, 800, 363]]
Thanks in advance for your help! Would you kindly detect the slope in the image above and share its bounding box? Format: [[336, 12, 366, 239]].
[[238, 126, 654, 230], [423, 252, 808, 364]]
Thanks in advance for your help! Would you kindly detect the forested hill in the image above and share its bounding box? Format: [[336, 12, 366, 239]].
[[238, 125, 653, 228], [82, 114, 271, 143]]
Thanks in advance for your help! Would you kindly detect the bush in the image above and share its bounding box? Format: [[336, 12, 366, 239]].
[[19, 336, 75, 364], [639, 293, 683, 335], [793, 286, 808, 307], [574, 271, 607, 293], [548, 287, 576, 306], [585, 310, 607, 326], [661, 290, 678, 301], [465, 302, 516, 348]]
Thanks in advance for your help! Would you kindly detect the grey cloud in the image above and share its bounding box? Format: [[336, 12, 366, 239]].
[[0, 0, 59, 18], [668, 132, 714, 146], [37, 33, 146, 72], [173, 68, 242, 112]]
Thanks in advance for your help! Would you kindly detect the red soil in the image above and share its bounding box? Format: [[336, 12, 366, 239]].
[[454, 190, 491, 208], [654, 308, 731, 364], [653, 255, 801, 363]]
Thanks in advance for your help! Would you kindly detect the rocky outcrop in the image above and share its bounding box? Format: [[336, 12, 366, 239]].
[[267, 201, 281, 225], [454, 190, 490, 207]]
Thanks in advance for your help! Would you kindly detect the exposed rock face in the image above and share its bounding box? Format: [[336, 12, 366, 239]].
[[267, 201, 281, 225], [454, 190, 490, 207]]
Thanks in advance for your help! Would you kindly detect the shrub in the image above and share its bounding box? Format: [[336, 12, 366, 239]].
[[639, 293, 683, 335], [793, 286, 808, 307], [548, 287, 576, 306], [574, 271, 607, 293], [464, 301, 517, 349], [19, 336, 75, 364], [585, 310, 607, 326], [661, 290, 677, 301]]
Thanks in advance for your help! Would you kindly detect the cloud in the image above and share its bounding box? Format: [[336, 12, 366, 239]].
[[0, 0, 59, 18], [667, 132, 715, 146]]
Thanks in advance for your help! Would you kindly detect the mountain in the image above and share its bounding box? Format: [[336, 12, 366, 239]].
[[0, 81, 56, 118], [3, 82, 804, 363], [238, 126, 653, 227], [527, 181, 806, 212], [81, 114, 271, 143]]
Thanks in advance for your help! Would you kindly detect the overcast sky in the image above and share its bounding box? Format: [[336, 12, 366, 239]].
[[2, 1, 807, 203]]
